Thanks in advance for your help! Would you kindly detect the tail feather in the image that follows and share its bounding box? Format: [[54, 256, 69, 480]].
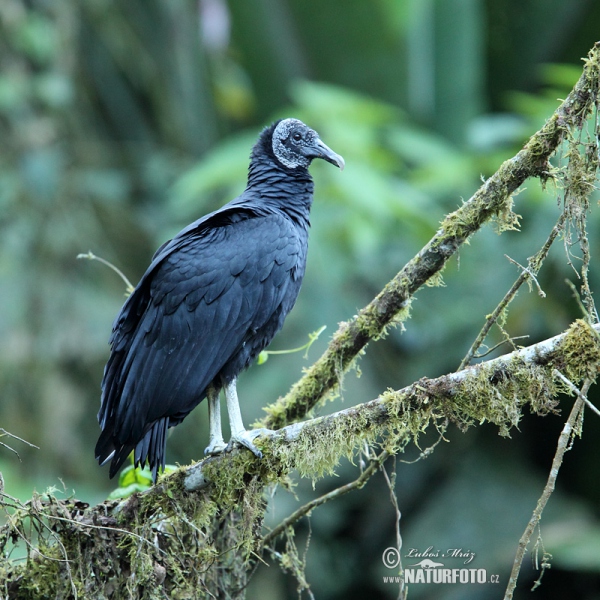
[[96, 418, 169, 482]]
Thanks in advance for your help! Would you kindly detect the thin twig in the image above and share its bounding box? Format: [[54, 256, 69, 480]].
[[28, 503, 79, 599], [503, 381, 590, 600], [261, 450, 390, 548], [554, 369, 600, 417], [504, 255, 546, 297], [42, 512, 169, 557], [0, 429, 39, 460], [381, 457, 407, 600], [77, 251, 135, 294], [0, 442, 19, 457], [473, 336, 530, 360], [399, 418, 448, 464], [3, 511, 73, 564], [0, 429, 39, 449], [458, 212, 566, 370], [565, 279, 593, 325]]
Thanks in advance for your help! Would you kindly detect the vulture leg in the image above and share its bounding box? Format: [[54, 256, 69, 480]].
[[225, 378, 272, 457], [204, 385, 227, 455]]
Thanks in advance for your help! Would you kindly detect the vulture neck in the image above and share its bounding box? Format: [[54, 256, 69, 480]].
[[246, 153, 314, 227]]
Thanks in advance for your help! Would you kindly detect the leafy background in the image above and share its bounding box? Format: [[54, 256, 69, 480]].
[[1, 0, 600, 597]]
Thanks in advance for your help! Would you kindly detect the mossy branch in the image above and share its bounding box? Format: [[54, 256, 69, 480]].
[[259, 41, 600, 431], [4, 40, 600, 600], [3, 318, 597, 598], [184, 318, 600, 493]]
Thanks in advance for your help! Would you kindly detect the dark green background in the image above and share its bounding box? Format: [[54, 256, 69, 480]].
[[1, 1, 600, 597]]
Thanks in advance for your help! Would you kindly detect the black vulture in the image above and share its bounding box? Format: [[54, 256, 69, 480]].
[[95, 118, 344, 481]]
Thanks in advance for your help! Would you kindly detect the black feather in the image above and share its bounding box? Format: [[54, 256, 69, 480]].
[[95, 119, 342, 480]]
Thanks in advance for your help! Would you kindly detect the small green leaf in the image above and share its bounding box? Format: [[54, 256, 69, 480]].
[[108, 463, 177, 499], [107, 482, 150, 500], [257, 326, 327, 365]]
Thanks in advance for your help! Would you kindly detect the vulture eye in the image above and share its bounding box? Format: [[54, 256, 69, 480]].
[[292, 132, 302, 142]]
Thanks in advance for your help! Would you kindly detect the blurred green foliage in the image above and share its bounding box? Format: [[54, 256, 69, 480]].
[[1, 0, 600, 597]]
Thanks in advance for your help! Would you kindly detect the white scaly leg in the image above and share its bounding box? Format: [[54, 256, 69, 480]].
[[204, 385, 227, 455], [225, 378, 272, 457]]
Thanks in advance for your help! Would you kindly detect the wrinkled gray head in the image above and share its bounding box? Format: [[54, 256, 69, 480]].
[[271, 118, 345, 171]]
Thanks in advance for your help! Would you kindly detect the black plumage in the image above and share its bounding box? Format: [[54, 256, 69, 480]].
[[95, 118, 344, 481]]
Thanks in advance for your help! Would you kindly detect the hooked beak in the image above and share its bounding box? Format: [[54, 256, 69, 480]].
[[304, 138, 345, 170]]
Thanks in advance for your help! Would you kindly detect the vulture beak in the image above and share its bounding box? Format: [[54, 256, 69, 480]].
[[305, 138, 345, 170]]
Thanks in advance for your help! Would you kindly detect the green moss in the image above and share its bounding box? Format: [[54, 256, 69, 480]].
[[555, 319, 600, 382], [3, 41, 600, 600], [2, 319, 599, 598], [425, 271, 446, 288], [259, 319, 600, 486], [492, 192, 522, 234]]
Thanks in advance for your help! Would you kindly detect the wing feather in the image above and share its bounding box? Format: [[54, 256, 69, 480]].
[[97, 208, 306, 476]]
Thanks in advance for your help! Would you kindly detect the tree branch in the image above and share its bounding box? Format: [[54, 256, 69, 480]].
[[503, 380, 590, 599], [260, 449, 391, 548], [259, 42, 600, 431], [183, 319, 600, 493], [458, 212, 566, 370], [3, 41, 600, 600]]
